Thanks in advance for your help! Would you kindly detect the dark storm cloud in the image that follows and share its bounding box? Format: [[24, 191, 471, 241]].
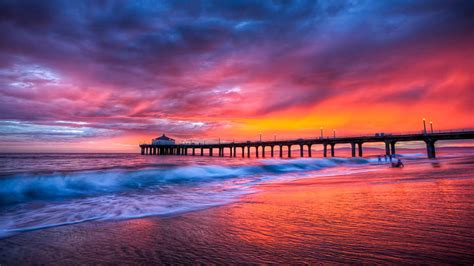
[[0, 0, 473, 143]]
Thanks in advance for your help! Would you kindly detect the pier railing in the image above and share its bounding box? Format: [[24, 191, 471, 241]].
[[176, 128, 474, 145]]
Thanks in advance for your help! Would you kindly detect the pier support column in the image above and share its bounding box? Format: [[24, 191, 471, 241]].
[[256, 146, 259, 158], [233, 146, 237, 157], [330, 143, 335, 157], [323, 144, 327, 157], [308, 144, 312, 157], [279, 145, 283, 158], [200, 148, 204, 156], [210, 148, 213, 156], [141, 147, 144, 155], [385, 142, 391, 156], [358, 143, 363, 157], [288, 145, 292, 158], [262, 146, 265, 158], [247, 146, 251, 158], [390, 142, 396, 155], [241, 147, 244, 157], [299, 145, 304, 157], [351, 143, 356, 157], [192, 148, 195, 156], [229, 147, 232, 157], [154, 147, 157, 155], [425, 139, 436, 159], [270, 146, 274, 157]]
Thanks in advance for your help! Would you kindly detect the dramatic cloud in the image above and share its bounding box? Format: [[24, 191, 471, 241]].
[[0, 0, 473, 151]]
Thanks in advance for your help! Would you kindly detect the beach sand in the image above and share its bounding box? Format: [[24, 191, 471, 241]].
[[1, 157, 473, 264]]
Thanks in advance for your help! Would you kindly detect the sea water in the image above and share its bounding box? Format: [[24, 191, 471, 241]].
[[0, 148, 472, 238]]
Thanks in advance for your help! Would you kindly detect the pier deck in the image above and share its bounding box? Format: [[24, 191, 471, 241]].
[[140, 130, 474, 159]]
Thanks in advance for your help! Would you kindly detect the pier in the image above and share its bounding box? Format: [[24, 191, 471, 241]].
[[139, 130, 474, 159]]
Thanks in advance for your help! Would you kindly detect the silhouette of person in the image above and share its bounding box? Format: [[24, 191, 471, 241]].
[[392, 159, 404, 168]]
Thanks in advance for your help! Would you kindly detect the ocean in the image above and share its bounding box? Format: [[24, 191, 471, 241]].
[[0, 147, 473, 263]]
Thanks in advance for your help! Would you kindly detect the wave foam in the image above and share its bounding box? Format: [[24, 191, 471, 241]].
[[0, 157, 379, 237]]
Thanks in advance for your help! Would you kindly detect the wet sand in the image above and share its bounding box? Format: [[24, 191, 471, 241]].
[[1, 158, 473, 264]]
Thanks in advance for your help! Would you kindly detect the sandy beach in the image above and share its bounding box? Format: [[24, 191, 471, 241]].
[[1, 156, 473, 264]]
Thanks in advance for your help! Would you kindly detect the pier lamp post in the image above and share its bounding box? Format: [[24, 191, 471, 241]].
[[333, 129, 336, 138], [422, 118, 427, 134], [430, 121, 433, 134], [320, 127, 323, 139]]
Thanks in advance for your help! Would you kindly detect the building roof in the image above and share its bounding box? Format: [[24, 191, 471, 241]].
[[155, 134, 174, 141]]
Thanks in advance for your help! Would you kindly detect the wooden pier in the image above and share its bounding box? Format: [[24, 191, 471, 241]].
[[140, 130, 474, 159]]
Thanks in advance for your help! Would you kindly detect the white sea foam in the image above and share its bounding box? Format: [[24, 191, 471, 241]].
[[0, 157, 382, 237]]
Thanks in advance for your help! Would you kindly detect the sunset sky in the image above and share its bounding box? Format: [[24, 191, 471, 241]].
[[0, 0, 473, 152]]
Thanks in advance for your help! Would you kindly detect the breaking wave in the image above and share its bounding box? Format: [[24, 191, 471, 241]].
[[0, 157, 377, 237]]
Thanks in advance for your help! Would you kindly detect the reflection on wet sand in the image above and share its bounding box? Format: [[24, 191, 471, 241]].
[[1, 156, 473, 264]]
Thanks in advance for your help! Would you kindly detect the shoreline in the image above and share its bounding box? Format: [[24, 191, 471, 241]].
[[1, 156, 473, 264]]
